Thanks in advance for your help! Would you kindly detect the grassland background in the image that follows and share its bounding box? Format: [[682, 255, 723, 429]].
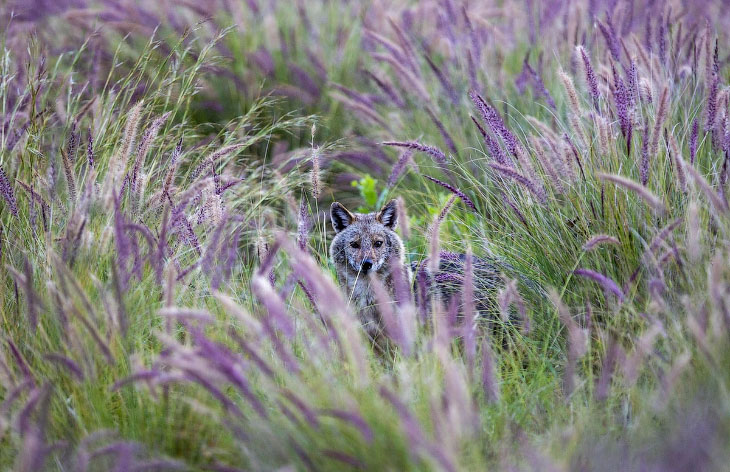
[[1, 0, 730, 470]]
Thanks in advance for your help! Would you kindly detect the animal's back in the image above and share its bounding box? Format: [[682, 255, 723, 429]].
[[410, 251, 519, 320]]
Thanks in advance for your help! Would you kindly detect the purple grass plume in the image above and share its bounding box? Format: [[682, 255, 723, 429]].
[[596, 172, 666, 213], [577, 46, 600, 107], [87, 128, 95, 168], [387, 149, 413, 188], [690, 118, 699, 164], [423, 175, 476, 211], [0, 166, 19, 217], [573, 268, 625, 303], [469, 90, 521, 160], [583, 234, 620, 251], [489, 163, 547, 204], [382, 141, 448, 165]]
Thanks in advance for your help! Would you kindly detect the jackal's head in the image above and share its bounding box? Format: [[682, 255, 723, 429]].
[[329, 199, 402, 277]]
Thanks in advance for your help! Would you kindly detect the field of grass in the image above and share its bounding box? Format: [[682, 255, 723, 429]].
[[1, 0, 730, 470]]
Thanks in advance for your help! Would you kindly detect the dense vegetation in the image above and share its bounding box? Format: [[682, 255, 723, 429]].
[[1, 0, 730, 470]]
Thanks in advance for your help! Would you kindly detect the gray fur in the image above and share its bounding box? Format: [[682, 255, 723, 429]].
[[329, 200, 408, 343], [329, 200, 528, 347]]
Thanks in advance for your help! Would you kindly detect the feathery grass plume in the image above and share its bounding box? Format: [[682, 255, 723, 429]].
[[462, 248, 477, 373], [318, 409, 374, 444], [425, 106, 458, 154], [498, 277, 528, 331], [682, 158, 729, 214], [369, 273, 411, 356], [395, 196, 410, 240], [596, 114, 611, 158], [391, 256, 414, 311], [559, 68, 581, 113], [387, 17, 420, 75], [423, 54, 458, 104], [549, 290, 587, 397], [525, 115, 560, 143], [649, 85, 669, 161], [559, 68, 587, 148], [479, 336, 500, 403], [279, 236, 368, 373], [67, 120, 78, 163], [596, 172, 666, 213], [706, 73, 719, 132], [668, 132, 687, 192], [131, 111, 171, 193], [690, 120, 699, 165], [502, 191, 529, 230], [60, 148, 77, 201], [7, 259, 43, 333], [583, 234, 620, 251], [612, 70, 632, 144], [201, 214, 227, 276], [296, 196, 311, 252], [189, 144, 246, 182], [530, 136, 564, 194], [519, 54, 557, 109], [470, 115, 509, 166], [157, 307, 215, 325], [371, 52, 430, 102], [331, 90, 390, 128], [489, 163, 547, 204], [310, 133, 322, 200], [428, 195, 456, 273], [598, 12, 621, 61], [108, 100, 144, 195], [387, 149, 413, 188], [573, 268, 626, 303], [686, 199, 702, 263], [160, 142, 182, 205], [704, 22, 714, 84], [0, 166, 19, 217], [595, 337, 623, 402], [635, 76, 651, 104], [378, 386, 457, 472], [423, 175, 476, 211], [469, 90, 521, 160], [382, 141, 448, 165], [657, 14, 667, 65], [250, 275, 301, 373], [365, 69, 406, 108], [43, 353, 84, 381], [648, 218, 683, 256], [255, 235, 277, 286], [577, 46, 600, 107], [627, 59, 639, 106], [640, 122, 651, 186], [560, 137, 580, 182], [171, 204, 202, 257], [86, 128, 94, 168]]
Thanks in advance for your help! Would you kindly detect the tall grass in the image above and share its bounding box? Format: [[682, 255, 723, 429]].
[[2, 0, 730, 470]]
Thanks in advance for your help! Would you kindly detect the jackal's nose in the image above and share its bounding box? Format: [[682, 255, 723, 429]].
[[361, 259, 373, 273]]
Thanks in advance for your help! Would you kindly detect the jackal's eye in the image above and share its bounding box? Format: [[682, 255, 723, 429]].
[[373, 240, 383, 248], [349, 241, 360, 249]]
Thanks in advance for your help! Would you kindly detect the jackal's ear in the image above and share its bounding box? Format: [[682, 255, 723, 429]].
[[331, 202, 355, 233], [376, 199, 398, 229]]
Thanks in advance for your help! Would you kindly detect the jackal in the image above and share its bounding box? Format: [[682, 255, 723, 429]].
[[329, 200, 510, 348], [329, 200, 408, 344]]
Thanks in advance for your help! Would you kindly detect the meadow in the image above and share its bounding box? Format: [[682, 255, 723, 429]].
[[1, 0, 730, 470]]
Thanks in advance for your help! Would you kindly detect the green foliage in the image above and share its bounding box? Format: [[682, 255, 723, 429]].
[[350, 174, 379, 209]]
